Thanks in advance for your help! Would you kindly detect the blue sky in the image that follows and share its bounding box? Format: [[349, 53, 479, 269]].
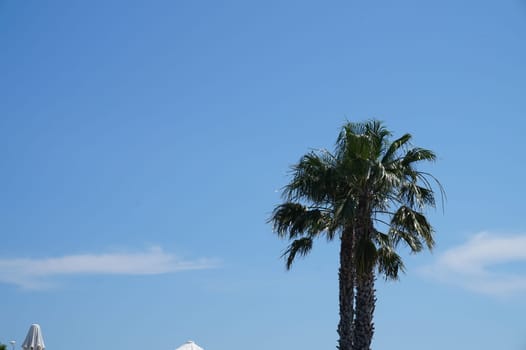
[[1, 1, 526, 349]]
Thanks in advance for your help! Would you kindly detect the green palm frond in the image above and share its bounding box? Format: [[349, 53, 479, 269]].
[[354, 234, 378, 276], [270, 202, 331, 239], [376, 245, 405, 280], [371, 230, 405, 280], [363, 119, 391, 158], [336, 123, 374, 162], [390, 206, 435, 250], [389, 227, 424, 252], [381, 133, 412, 164], [285, 151, 337, 204], [417, 171, 447, 211], [398, 181, 436, 209], [283, 237, 314, 270], [401, 147, 436, 166]]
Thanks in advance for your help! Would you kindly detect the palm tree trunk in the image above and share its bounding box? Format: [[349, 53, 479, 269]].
[[337, 227, 354, 350], [353, 267, 376, 350], [353, 200, 376, 350]]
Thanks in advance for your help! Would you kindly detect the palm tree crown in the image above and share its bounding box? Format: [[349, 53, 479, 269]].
[[270, 120, 443, 350]]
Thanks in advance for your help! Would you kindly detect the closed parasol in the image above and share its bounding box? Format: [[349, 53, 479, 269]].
[[175, 340, 204, 350], [22, 324, 45, 350]]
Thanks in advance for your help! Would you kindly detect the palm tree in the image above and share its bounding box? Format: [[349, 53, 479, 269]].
[[270, 120, 443, 350]]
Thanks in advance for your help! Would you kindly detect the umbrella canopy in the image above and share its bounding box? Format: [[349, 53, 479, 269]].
[[175, 341, 204, 350], [22, 324, 45, 350]]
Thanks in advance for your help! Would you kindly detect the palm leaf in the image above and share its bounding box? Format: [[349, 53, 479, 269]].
[[270, 202, 330, 239], [285, 151, 337, 204], [376, 246, 405, 280], [282, 237, 314, 269], [390, 206, 435, 250], [381, 133, 412, 164]]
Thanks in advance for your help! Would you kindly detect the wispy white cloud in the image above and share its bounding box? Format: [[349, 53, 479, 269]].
[[420, 232, 526, 297], [0, 246, 218, 289]]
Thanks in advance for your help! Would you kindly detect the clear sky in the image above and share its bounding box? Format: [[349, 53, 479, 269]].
[[1, 1, 526, 350]]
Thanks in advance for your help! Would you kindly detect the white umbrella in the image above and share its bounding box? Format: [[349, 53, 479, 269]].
[[175, 340, 204, 350], [22, 324, 45, 350]]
